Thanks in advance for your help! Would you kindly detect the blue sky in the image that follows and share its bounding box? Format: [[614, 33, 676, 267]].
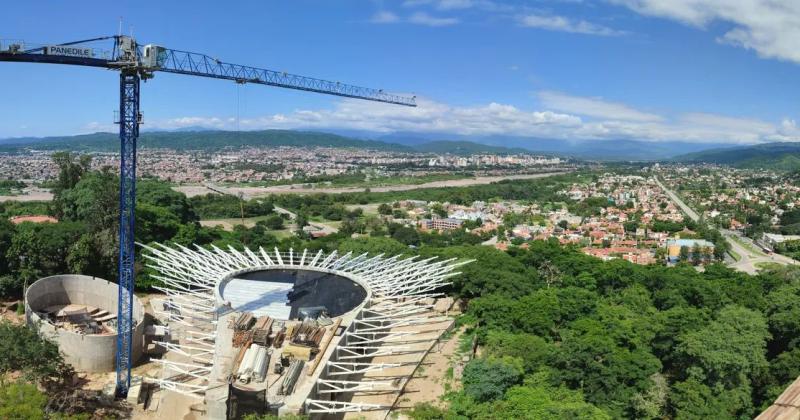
[[2, 0, 800, 144]]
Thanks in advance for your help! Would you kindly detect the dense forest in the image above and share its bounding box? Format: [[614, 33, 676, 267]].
[[393, 238, 796, 419]]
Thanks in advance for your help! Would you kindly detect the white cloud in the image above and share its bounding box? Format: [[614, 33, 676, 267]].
[[370, 11, 400, 24], [538, 91, 662, 122], [435, 0, 474, 10], [143, 93, 800, 145], [402, 0, 503, 10], [368, 10, 459, 27], [519, 14, 626, 36], [408, 12, 460, 26], [83, 121, 117, 133], [610, 0, 800, 63]]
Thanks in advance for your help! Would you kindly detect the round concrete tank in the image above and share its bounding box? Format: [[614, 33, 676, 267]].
[[24, 274, 145, 373]]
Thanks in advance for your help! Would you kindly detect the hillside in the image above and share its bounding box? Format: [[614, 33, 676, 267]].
[[0, 128, 740, 161], [374, 131, 734, 160], [0, 130, 413, 153], [674, 142, 800, 170], [0, 130, 560, 157], [412, 140, 531, 155]]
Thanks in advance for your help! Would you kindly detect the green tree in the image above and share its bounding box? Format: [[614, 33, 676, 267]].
[[138, 179, 197, 223], [462, 358, 523, 402], [484, 330, 551, 373], [493, 371, 612, 420], [391, 226, 420, 246], [405, 402, 446, 420], [766, 283, 800, 352], [0, 219, 15, 275], [50, 152, 92, 200], [338, 237, 409, 257], [7, 222, 86, 282], [135, 203, 182, 244], [264, 214, 285, 230], [59, 170, 118, 233], [676, 305, 770, 389], [66, 231, 117, 279], [0, 321, 73, 384], [691, 244, 702, 265], [679, 245, 690, 261], [0, 381, 47, 420], [377, 203, 392, 215], [430, 203, 447, 218]]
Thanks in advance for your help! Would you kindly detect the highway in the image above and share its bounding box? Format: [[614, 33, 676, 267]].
[[654, 177, 797, 274]]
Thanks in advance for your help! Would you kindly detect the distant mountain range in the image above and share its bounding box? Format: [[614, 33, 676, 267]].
[[673, 142, 800, 170], [358, 131, 737, 160], [0, 130, 411, 153], [411, 140, 531, 155], [0, 129, 746, 161]]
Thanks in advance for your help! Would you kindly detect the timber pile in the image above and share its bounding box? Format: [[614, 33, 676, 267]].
[[290, 320, 325, 347], [272, 327, 286, 348], [252, 316, 274, 346], [233, 312, 255, 331]]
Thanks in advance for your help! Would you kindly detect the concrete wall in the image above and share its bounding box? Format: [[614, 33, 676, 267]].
[[25, 274, 145, 373]]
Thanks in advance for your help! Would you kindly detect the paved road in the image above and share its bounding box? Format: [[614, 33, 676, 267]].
[[654, 178, 699, 222], [173, 171, 571, 199], [654, 177, 797, 274]]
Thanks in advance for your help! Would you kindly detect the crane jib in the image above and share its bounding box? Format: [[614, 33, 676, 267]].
[[0, 52, 110, 68]]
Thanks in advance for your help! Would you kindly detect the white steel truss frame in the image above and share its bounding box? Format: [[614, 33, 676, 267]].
[[140, 242, 468, 411]]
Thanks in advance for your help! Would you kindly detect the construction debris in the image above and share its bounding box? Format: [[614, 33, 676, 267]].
[[38, 304, 118, 335]]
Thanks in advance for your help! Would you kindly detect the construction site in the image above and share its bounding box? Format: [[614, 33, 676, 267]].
[[25, 274, 145, 373], [138, 244, 466, 419]]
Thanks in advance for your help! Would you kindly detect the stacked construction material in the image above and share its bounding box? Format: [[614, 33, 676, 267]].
[[279, 360, 305, 395], [252, 316, 274, 347], [236, 343, 260, 384], [272, 327, 286, 349], [233, 312, 255, 331], [252, 346, 270, 383], [232, 329, 253, 348], [290, 320, 325, 347]]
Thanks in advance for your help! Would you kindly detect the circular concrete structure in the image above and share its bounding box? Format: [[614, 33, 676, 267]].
[[216, 267, 370, 321], [25, 274, 145, 373]]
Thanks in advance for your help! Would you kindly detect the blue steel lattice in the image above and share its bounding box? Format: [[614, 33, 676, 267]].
[[115, 71, 139, 396], [157, 49, 416, 107]]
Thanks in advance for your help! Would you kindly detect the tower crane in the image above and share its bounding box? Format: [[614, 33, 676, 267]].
[[0, 35, 416, 396]]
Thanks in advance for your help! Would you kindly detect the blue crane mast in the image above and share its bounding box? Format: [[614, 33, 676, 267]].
[[0, 35, 416, 396]]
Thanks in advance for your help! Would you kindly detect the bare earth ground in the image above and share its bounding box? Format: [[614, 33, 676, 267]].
[[174, 172, 568, 198], [390, 326, 467, 418], [0, 187, 53, 202]]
